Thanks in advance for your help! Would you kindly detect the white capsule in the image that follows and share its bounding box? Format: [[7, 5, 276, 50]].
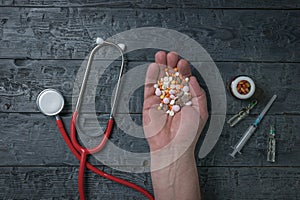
[[170, 85, 176, 89], [185, 77, 189, 82], [169, 77, 173, 82], [154, 84, 158, 88], [160, 103, 163, 107], [172, 105, 181, 112], [185, 101, 192, 106], [163, 98, 170, 104], [183, 86, 189, 92], [155, 89, 162, 96], [169, 110, 175, 116], [170, 99, 175, 105]]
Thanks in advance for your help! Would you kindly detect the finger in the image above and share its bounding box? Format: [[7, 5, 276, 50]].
[[144, 63, 160, 99], [167, 52, 179, 68], [189, 76, 208, 121], [177, 59, 191, 77], [155, 51, 167, 65]]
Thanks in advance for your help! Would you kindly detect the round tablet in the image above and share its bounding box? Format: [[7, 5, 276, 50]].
[[36, 89, 64, 116]]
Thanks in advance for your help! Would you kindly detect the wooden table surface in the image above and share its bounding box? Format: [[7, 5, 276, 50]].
[[0, 1, 299, 199]]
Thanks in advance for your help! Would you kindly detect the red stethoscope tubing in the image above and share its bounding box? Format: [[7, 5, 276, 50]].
[[55, 114, 154, 200]]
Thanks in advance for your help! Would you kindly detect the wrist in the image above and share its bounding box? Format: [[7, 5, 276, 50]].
[[150, 149, 199, 200], [150, 145, 195, 171]]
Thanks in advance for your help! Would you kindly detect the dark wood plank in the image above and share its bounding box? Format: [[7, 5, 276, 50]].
[[0, 166, 299, 199], [0, 113, 299, 166], [0, 0, 299, 9], [0, 59, 299, 115], [0, 166, 153, 199], [0, 8, 299, 62], [200, 167, 300, 200]]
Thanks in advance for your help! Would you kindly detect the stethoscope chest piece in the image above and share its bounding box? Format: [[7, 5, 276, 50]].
[[37, 89, 65, 116]]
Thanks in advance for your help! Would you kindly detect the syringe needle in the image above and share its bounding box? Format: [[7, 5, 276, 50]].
[[230, 95, 277, 158]]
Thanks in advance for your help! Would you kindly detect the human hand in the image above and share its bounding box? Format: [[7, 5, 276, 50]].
[[143, 51, 208, 169]]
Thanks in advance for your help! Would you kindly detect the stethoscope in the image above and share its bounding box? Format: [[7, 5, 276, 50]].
[[36, 38, 154, 200]]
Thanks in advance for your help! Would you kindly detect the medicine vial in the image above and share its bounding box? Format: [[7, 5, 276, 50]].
[[230, 75, 256, 100]]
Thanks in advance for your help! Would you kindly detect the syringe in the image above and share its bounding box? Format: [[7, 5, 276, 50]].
[[230, 95, 277, 158]]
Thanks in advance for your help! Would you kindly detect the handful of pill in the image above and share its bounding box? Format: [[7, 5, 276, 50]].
[[154, 67, 192, 116]]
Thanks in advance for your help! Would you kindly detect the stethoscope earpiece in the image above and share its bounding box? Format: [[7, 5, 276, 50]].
[[36, 89, 64, 116], [117, 43, 126, 51], [96, 37, 104, 45]]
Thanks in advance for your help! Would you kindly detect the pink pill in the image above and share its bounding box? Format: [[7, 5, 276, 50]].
[[155, 89, 161, 96], [183, 86, 189, 92]]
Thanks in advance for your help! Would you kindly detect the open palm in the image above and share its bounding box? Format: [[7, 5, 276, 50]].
[[143, 51, 208, 166]]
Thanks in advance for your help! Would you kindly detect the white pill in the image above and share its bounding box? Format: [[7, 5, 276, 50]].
[[176, 85, 181, 90], [170, 99, 175, 105], [170, 85, 176, 89], [163, 77, 169, 82], [169, 110, 175, 116], [163, 98, 170, 104], [154, 84, 158, 88], [185, 101, 192, 106], [185, 77, 189, 82], [155, 89, 162, 96], [170, 94, 175, 99], [172, 105, 181, 112], [169, 77, 173, 81], [169, 89, 175, 94], [175, 72, 179, 76], [183, 86, 189, 92]]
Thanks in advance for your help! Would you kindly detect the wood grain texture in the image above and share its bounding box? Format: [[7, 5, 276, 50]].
[[0, 113, 299, 167], [0, 3, 299, 200], [0, 0, 299, 9], [0, 166, 299, 199], [200, 167, 300, 200], [0, 8, 299, 61], [0, 166, 153, 200], [0, 59, 299, 114]]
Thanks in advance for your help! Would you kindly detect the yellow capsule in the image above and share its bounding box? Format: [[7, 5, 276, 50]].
[[160, 95, 164, 99]]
